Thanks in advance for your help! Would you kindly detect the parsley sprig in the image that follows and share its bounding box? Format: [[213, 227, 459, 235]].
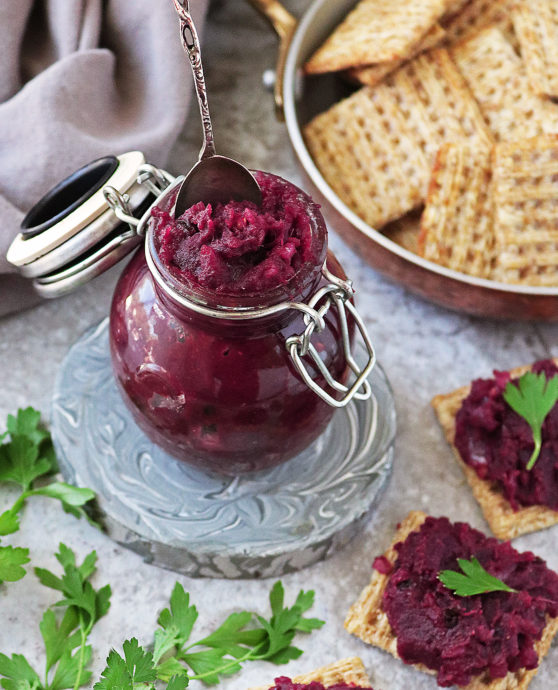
[[0, 410, 324, 689], [439, 556, 516, 597], [503, 371, 558, 471], [95, 581, 324, 689], [0, 544, 111, 690], [0, 408, 96, 584]]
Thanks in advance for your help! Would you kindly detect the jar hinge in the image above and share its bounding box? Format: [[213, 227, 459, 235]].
[[103, 164, 175, 236]]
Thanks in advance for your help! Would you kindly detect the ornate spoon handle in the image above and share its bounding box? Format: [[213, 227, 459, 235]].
[[173, 0, 216, 160]]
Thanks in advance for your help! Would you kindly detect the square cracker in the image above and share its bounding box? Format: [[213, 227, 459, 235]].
[[442, 0, 513, 45], [345, 511, 558, 690], [305, 0, 453, 74], [383, 210, 423, 255], [452, 27, 558, 141], [512, 0, 558, 98], [344, 511, 429, 663], [451, 27, 558, 142], [248, 657, 372, 690], [349, 22, 446, 88], [418, 143, 495, 277], [493, 136, 558, 286], [431, 360, 558, 540], [304, 48, 492, 229]]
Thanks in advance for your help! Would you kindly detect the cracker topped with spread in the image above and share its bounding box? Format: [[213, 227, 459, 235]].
[[432, 359, 558, 539], [345, 511, 558, 689], [249, 657, 373, 690]]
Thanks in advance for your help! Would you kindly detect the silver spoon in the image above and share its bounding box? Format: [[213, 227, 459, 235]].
[[172, 0, 262, 217]]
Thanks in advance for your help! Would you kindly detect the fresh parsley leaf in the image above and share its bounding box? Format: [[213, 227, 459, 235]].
[[28, 484, 97, 527], [154, 584, 198, 663], [158, 583, 198, 645], [56, 570, 98, 622], [293, 589, 315, 613], [439, 556, 517, 597], [252, 614, 299, 664], [292, 590, 323, 632], [34, 545, 111, 633], [0, 407, 55, 491], [95, 584, 112, 622], [1, 679, 40, 690], [153, 628, 181, 668], [93, 641, 158, 690], [76, 551, 98, 581], [6, 409, 49, 446], [503, 371, 558, 470], [0, 546, 30, 583], [261, 645, 304, 665], [293, 617, 324, 633], [0, 408, 96, 587], [166, 675, 189, 690], [34, 567, 64, 593], [195, 612, 263, 658], [250, 582, 324, 664], [28, 483, 95, 510], [55, 543, 77, 571], [0, 654, 41, 689], [49, 646, 92, 690], [39, 609, 81, 674], [0, 437, 50, 492], [0, 511, 20, 537], [181, 650, 233, 685], [94, 650, 131, 690], [122, 639, 157, 685], [5, 546, 112, 690], [155, 657, 187, 682], [269, 580, 285, 617]]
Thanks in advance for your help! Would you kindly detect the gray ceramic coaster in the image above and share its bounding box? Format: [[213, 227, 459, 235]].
[[52, 318, 396, 579]]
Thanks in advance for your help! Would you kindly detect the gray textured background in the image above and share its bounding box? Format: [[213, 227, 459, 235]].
[[1, 2, 557, 689]]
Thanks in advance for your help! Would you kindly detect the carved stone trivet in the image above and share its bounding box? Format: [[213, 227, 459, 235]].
[[52, 319, 396, 579]]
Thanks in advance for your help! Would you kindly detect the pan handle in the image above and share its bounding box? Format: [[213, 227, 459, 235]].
[[246, 0, 297, 120]]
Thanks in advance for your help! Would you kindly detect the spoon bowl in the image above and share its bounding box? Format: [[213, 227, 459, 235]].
[[174, 156, 262, 217]]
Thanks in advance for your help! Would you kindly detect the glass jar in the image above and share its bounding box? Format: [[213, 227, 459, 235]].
[[109, 172, 372, 475], [7, 155, 374, 477]]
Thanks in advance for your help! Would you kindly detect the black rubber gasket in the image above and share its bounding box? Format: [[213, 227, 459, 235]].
[[21, 156, 120, 239]]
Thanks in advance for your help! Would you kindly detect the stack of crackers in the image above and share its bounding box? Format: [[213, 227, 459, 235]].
[[304, 0, 558, 286]]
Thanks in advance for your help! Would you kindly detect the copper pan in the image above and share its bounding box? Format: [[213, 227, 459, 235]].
[[248, 0, 558, 321]]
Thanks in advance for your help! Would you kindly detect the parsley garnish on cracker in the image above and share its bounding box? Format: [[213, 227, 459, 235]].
[[439, 557, 516, 597], [503, 371, 558, 471]]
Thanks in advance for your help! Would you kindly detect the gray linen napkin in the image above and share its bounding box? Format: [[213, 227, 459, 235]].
[[0, 0, 207, 317]]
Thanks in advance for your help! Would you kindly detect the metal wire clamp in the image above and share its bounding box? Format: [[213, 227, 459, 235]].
[[285, 266, 375, 408]]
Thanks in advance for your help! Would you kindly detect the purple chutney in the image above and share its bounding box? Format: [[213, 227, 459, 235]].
[[153, 171, 317, 295], [268, 680, 372, 690], [381, 516, 558, 687], [454, 359, 558, 511]]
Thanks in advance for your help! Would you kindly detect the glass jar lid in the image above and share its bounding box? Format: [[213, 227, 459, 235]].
[[6, 152, 174, 298]]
